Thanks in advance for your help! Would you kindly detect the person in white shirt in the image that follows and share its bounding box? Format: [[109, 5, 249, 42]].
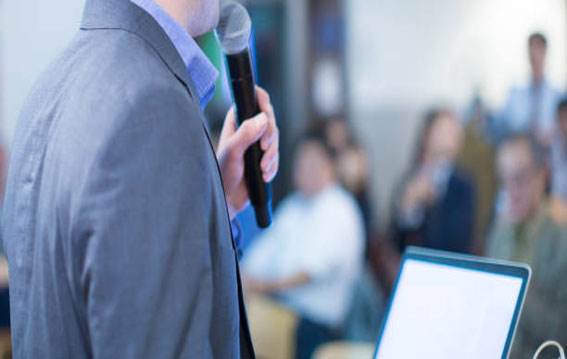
[[241, 128, 365, 359], [495, 33, 561, 146]]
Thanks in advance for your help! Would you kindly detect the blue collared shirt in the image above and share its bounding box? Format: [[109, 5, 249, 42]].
[[496, 79, 561, 140], [130, 0, 218, 109]]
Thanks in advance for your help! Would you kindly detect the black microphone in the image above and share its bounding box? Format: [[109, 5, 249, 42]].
[[216, 0, 273, 228]]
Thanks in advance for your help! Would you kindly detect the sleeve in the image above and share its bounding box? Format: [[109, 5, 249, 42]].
[[240, 197, 295, 280], [73, 86, 216, 358], [390, 175, 424, 252], [519, 228, 567, 349], [485, 227, 502, 259], [456, 177, 476, 252]]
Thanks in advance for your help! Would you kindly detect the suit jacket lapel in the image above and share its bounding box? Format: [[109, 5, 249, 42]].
[[80, 0, 217, 153], [80, 0, 200, 104]]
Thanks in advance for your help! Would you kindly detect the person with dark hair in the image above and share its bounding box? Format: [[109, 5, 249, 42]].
[[324, 118, 374, 237], [391, 108, 476, 254], [495, 32, 561, 145], [487, 134, 567, 358], [529, 32, 548, 46], [241, 128, 364, 359]]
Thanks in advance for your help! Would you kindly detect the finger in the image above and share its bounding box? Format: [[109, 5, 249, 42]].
[[256, 86, 271, 114], [263, 155, 279, 182], [219, 107, 237, 146], [260, 114, 278, 151], [227, 113, 268, 157], [260, 135, 279, 172], [255, 87, 276, 150]]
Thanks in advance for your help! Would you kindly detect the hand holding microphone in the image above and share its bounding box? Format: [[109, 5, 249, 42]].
[[216, 0, 277, 227], [217, 87, 278, 222]]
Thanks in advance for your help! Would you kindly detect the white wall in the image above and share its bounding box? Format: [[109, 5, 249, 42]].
[[346, 0, 567, 225], [2, 0, 85, 146]]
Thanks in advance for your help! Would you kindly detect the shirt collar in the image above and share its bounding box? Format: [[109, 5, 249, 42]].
[[130, 0, 218, 110]]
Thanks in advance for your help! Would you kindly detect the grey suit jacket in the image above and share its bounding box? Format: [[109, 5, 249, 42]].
[[1, 0, 255, 357]]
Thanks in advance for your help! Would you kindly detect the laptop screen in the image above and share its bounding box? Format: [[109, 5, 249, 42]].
[[375, 257, 525, 359]]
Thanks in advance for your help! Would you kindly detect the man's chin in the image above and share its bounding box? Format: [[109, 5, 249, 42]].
[[190, 2, 219, 37], [192, 22, 217, 37], [205, 3, 220, 35], [197, 14, 219, 37]]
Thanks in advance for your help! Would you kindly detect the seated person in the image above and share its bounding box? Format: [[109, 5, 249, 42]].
[[391, 108, 476, 254], [241, 129, 365, 359], [487, 135, 567, 358]]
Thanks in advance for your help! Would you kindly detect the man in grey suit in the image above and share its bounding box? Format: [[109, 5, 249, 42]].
[[1, 0, 279, 357]]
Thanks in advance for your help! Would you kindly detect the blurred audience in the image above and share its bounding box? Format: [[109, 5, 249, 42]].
[[325, 118, 374, 235], [391, 108, 476, 254], [551, 99, 567, 201], [241, 128, 364, 359], [495, 33, 561, 146], [459, 96, 499, 254], [550, 98, 567, 226], [486, 135, 567, 358]]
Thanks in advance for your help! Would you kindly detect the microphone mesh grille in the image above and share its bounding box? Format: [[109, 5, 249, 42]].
[[216, 0, 251, 55]]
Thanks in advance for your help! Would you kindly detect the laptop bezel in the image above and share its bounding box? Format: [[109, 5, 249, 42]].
[[373, 246, 531, 359]]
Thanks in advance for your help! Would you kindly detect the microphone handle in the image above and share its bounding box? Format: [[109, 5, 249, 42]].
[[225, 49, 273, 228]]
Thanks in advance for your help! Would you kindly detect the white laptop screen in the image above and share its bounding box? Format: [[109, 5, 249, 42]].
[[375, 258, 524, 359]]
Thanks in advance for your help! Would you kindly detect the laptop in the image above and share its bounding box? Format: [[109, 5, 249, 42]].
[[374, 246, 531, 359]]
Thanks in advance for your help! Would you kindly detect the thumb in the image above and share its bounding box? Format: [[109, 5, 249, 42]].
[[228, 113, 268, 156]]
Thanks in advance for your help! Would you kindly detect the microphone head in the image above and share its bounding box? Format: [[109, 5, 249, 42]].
[[216, 0, 251, 55]]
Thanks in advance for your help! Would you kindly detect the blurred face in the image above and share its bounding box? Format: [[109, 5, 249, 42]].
[[338, 148, 368, 193], [424, 113, 463, 164], [326, 120, 349, 151], [293, 141, 335, 197], [497, 141, 546, 224], [529, 39, 546, 83]]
